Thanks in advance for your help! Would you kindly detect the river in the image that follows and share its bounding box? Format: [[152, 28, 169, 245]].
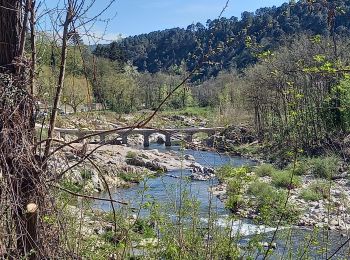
[[98, 143, 254, 220], [96, 143, 349, 259]]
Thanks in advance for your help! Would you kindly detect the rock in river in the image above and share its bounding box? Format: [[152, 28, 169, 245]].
[[126, 156, 167, 172], [189, 162, 215, 181]]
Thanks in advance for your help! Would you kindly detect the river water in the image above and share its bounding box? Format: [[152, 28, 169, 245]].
[[97, 144, 349, 259], [98, 143, 254, 221]]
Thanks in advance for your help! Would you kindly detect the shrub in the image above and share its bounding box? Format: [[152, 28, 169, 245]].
[[126, 151, 138, 159], [223, 166, 252, 212], [248, 181, 274, 196], [132, 219, 155, 238], [286, 159, 309, 176], [227, 175, 246, 194], [102, 230, 123, 244], [118, 171, 142, 183], [308, 156, 339, 179], [217, 165, 251, 180], [300, 188, 321, 202], [299, 180, 330, 201], [248, 181, 300, 225], [255, 164, 275, 177], [225, 194, 244, 212], [271, 170, 302, 189]]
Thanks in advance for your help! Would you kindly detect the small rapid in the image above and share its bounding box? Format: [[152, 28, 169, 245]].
[[97, 143, 266, 235], [96, 144, 348, 258]]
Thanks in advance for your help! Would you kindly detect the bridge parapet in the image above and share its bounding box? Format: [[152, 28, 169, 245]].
[[53, 127, 224, 147]]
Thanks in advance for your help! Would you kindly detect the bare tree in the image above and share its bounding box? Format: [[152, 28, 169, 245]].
[[0, 0, 41, 257], [0, 0, 117, 258], [0, 0, 233, 258], [44, 0, 116, 156], [44, 0, 74, 157]]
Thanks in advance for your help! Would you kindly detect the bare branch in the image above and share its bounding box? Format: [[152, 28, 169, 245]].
[[51, 184, 128, 205]]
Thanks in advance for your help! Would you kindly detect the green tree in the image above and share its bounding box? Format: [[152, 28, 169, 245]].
[[62, 75, 92, 113], [100, 65, 140, 113]]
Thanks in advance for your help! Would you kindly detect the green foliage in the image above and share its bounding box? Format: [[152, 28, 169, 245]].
[[62, 75, 92, 113], [308, 156, 339, 179], [245, 33, 350, 152], [162, 106, 214, 119], [181, 106, 213, 117], [81, 169, 93, 180], [102, 231, 121, 244], [320, 79, 349, 131], [85, 56, 197, 113], [168, 86, 196, 109], [286, 156, 339, 179], [61, 180, 83, 193], [255, 164, 275, 177], [216, 165, 235, 179], [219, 166, 253, 212], [271, 170, 302, 189], [132, 219, 155, 238], [36, 66, 57, 104], [216, 165, 251, 180], [36, 128, 48, 141], [126, 151, 138, 159], [94, 0, 350, 81], [93, 41, 126, 69], [79, 234, 120, 259], [248, 181, 273, 196], [118, 171, 143, 183], [300, 188, 321, 202], [300, 180, 331, 201], [42, 215, 56, 225], [100, 65, 140, 113], [330, 80, 350, 130], [286, 159, 309, 176], [248, 181, 300, 225], [225, 194, 244, 212]]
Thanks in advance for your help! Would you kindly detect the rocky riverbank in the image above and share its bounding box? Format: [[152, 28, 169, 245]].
[[52, 113, 350, 232], [211, 169, 350, 232], [50, 142, 205, 192], [194, 125, 350, 231]]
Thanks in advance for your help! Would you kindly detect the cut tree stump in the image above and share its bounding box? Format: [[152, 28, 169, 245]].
[[26, 203, 38, 259]]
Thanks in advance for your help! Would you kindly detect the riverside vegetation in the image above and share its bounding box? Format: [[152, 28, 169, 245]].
[[2, 0, 350, 259], [42, 1, 350, 258], [50, 110, 350, 258]]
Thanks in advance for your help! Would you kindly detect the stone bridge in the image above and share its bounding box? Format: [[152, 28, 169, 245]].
[[54, 127, 225, 147]]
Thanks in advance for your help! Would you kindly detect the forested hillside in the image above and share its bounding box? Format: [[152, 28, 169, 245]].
[[94, 0, 350, 80], [34, 0, 350, 155]]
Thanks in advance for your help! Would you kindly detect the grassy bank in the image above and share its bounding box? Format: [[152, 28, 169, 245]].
[[216, 154, 350, 232]]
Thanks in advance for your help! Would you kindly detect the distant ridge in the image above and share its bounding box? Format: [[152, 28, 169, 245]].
[[94, 0, 350, 80]]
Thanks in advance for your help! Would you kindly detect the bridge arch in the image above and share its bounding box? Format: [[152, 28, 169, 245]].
[[53, 127, 224, 147]]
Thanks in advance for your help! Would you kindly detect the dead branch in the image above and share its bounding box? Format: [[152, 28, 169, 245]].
[[51, 184, 128, 205]]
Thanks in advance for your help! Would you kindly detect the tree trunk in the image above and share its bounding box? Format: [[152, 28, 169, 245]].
[[44, 5, 72, 157], [29, 0, 36, 96], [0, 0, 40, 257], [0, 0, 20, 69]]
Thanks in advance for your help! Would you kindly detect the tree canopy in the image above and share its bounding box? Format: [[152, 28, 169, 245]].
[[94, 0, 350, 81]]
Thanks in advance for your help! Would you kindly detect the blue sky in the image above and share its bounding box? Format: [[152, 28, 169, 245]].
[[103, 0, 287, 36], [42, 0, 287, 43]]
